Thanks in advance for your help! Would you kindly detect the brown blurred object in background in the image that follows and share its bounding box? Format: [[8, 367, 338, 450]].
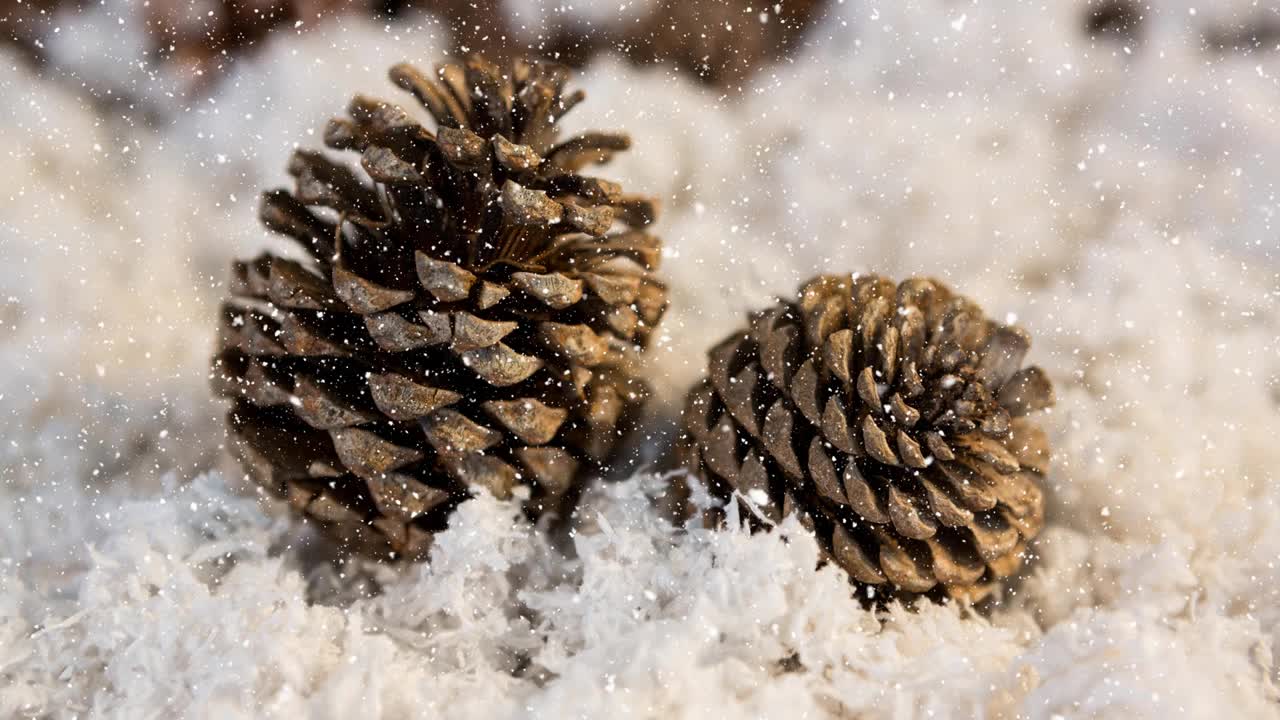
[[424, 0, 831, 87], [1, 0, 829, 98], [1, 0, 80, 60], [619, 0, 827, 86], [144, 0, 361, 88], [0, 0, 370, 82]]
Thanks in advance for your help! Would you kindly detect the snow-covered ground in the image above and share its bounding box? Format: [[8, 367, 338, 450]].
[[2, 2, 1279, 717]]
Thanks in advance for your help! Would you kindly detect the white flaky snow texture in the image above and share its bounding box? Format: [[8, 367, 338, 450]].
[[4, 2, 1280, 718]]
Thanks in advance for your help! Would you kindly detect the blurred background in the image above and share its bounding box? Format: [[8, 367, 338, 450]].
[[3, 0, 826, 102]]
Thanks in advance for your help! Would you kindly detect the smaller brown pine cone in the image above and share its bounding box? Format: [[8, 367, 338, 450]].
[[678, 274, 1054, 603]]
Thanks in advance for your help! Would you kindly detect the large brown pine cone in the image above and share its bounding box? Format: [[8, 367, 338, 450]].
[[679, 274, 1054, 602], [213, 55, 666, 560]]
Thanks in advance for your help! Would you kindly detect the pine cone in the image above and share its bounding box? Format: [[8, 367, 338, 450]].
[[679, 274, 1054, 602], [213, 55, 666, 560]]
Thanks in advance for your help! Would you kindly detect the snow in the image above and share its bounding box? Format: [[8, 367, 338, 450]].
[[3, 1, 1280, 717]]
